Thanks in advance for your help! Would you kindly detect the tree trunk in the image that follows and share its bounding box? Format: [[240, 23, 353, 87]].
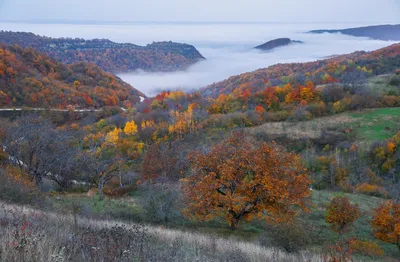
[[397, 236, 400, 251], [98, 181, 104, 201], [230, 216, 240, 231], [329, 165, 335, 188]]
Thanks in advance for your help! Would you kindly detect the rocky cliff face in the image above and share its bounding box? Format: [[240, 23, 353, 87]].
[[254, 38, 303, 51], [0, 31, 205, 73]]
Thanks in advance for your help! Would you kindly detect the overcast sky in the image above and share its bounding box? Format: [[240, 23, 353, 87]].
[[0, 0, 399, 23]]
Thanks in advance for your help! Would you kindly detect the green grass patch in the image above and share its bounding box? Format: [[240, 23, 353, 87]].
[[51, 194, 141, 219], [347, 108, 400, 142]]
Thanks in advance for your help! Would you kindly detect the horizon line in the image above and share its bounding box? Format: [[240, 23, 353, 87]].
[[0, 19, 399, 26]]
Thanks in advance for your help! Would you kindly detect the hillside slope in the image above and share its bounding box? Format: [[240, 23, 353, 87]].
[[309, 24, 400, 41], [0, 200, 322, 262], [0, 44, 145, 108], [202, 43, 400, 97], [0, 31, 205, 73]]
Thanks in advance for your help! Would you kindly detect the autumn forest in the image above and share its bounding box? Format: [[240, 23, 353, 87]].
[[1, 21, 400, 262]]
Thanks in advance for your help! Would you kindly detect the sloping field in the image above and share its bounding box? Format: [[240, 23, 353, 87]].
[[0, 201, 322, 262], [250, 108, 400, 143]]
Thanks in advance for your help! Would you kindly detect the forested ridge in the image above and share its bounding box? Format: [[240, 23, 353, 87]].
[[0, 31, 205, 72], [0, 44, 144, 108], [309, 24, 400, 41]]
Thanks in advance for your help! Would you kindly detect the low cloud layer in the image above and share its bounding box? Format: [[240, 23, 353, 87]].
[[0, 22, 397, 96], [118, 34, 395, 96]]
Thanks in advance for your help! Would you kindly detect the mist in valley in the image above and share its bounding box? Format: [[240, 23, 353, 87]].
[[0, 21, 398, 96]]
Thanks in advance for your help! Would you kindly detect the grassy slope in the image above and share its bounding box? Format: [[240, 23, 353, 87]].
[[348, 108, 400, 142], [46, 189, 400, 260], [308, 191, 399, 260], [251, 108, 400, 145], [1, 201, 319, 262]]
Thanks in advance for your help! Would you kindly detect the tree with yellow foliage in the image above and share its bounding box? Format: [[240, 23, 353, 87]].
[[168, 106, 197, 139], [124, 120, 138, 136], [106, 128, 121, 145]]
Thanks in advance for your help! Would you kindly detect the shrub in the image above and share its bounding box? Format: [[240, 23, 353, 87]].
[[355, 183, 388, 198], [349, 239, 384, 257], [139, 183, 182, 225], [260, 222, 312, 252], [70, 123, 79, 131], [381, 95, 398, 107], [0, 166, 42, 205], [264, 111, 289, 122], [389, 75, 400, 86], [289, 107, 312, 121], [103, 185, 137, 198], [323, 239, 353, 262], [307, 102, 327, 117]]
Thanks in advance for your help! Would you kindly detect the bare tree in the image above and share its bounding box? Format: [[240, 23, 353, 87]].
[[140, 182, 182, 224], [3, 115, 76, 187], [341, 70, 367, 93], [79, 137, 127, 200], [141, 141, 188, 182], [321, 84, 346, 103]]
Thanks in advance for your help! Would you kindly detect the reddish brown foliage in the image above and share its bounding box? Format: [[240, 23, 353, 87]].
[[371, 200, 400, 250], [182, 132, 311, 230], [325, 196, 360, 235]]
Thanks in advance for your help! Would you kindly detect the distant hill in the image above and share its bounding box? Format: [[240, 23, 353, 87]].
[[0, 44, 145, 108], [202, 43, 400, 97], [255, 38, 303, 51], [0, 31, 205, 73], [309, 24, 400, 41]]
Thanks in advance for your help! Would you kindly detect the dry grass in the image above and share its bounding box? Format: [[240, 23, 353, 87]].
[[250, 114, 355, 140], [0, 201, 324, 262]]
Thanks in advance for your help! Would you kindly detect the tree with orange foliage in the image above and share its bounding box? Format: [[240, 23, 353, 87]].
[[325, 196, 360, 236], [255, 105, 266, 114], [387, 141, 396, 154], [82, 93, 93, 106], [371, 200, 400, 250], [182, 132, 311, 230]]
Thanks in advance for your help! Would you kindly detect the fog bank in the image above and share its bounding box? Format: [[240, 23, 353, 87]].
[[0, 22, 396, 96]]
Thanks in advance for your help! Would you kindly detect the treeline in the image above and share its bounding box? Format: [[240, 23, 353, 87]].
[[0, 31, 205, 72], [204, 43, 400, 96], [0, 44, 144, 108]]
